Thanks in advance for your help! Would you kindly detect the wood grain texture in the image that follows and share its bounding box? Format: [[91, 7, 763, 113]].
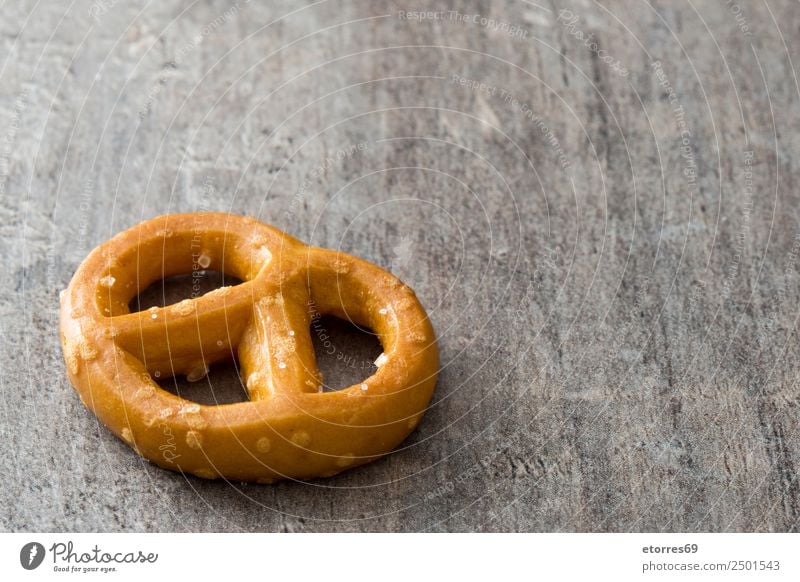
[[1, 0, 798, 532]]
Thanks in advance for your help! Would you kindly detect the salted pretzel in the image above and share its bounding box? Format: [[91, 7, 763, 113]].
[[59, 213, 439, 483]]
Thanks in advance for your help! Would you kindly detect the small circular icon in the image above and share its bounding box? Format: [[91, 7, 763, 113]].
[[20, 542, 45, 570]]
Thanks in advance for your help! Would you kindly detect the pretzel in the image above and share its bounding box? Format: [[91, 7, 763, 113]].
[[59, 213, 439, 483]]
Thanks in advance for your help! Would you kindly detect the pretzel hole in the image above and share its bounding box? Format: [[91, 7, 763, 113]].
[[157, 358, 249, 405], [129, 270, 243, 312], [310, 315, 382, 391]]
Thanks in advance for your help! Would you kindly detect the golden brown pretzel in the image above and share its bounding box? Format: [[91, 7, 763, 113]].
[[59, 213, 439, 483]]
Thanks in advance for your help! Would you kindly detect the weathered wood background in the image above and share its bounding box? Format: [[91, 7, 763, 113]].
[[1, 0, 799, 532]]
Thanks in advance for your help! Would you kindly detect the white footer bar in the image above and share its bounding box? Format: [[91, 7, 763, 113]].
[[1, 533, 796, 581]]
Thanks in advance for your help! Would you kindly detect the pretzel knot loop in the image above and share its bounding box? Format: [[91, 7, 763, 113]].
[[60, 213, 439, 483]]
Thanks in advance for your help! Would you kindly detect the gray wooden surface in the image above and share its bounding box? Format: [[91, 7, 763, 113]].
[[1, 0, 799, 532]]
